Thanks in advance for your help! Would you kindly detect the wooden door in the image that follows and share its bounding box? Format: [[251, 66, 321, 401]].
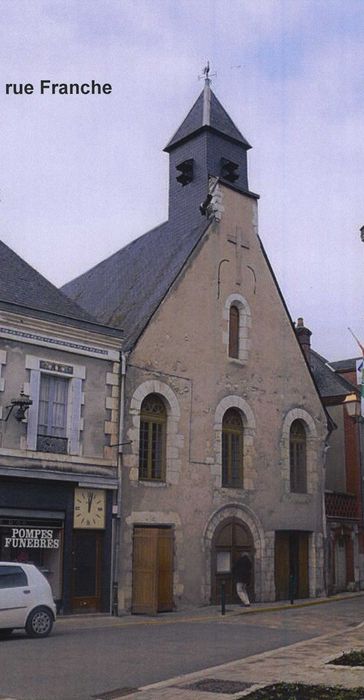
[[297, 533, 309, 598], [71, 531, 102, 612], [212, 519, 254, 604], [275, 532, 290, 600], [132, 527, 173, 615], [275, 531, 309, 601]]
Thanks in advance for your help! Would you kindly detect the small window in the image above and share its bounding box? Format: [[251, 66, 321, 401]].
[[229, 305, 239, 359], [290, 420, 307, 493], [37, 374, 69, 454], [222, 408, 244, 487], [139, 394, 166, 481], [0, 565, 28, 589]]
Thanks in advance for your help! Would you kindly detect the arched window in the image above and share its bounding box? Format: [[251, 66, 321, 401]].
[[139, 394, 166, 481], [228, 305, 239, 358], [290, 420, 307, 493], [222, 408, 244, 487]]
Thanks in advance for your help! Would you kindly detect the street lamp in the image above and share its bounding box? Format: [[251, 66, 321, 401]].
[[4, 389, 33, 422], [344, 394, 362, 421]]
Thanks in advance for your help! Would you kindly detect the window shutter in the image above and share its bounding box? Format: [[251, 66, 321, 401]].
[[69, 377, 82, 455], [26, 370, 40, 450]]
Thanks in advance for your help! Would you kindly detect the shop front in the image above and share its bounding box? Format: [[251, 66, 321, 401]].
[[0, 516, 64, 608], [0, 474, 115, 614]]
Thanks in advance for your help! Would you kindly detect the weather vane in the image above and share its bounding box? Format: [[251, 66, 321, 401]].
[[198, 61, 217, 84]]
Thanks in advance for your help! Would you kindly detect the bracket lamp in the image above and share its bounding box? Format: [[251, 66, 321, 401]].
[[344, 394, 361, 420], [4, 389, 33, 422]]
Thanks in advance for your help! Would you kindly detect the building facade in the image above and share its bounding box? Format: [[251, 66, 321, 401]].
[[296, 320, 364, 594], [63, 78, 329, 613], [0, 242, 123, 613]]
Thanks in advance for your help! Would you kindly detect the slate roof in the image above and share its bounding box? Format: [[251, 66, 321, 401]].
[[0, 239, 100, 327], [310, 349, 356, 399], [330, 358, 359, 372], [61, 218, 210, 349], [165, 86, 251, 152]]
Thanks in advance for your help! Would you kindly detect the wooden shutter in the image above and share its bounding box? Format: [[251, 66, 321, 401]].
[[69, 377, 82, 455], [26, 370, 40, 450]]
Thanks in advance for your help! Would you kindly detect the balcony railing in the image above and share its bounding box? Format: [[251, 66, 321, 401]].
[[37, 434, 68, 454], [325, 491, 360, 520]]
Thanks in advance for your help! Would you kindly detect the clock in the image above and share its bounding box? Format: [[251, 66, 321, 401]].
[[73, 488, 106, 529]]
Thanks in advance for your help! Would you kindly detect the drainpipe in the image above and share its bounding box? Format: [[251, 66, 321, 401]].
[[112, 351, 127, 616]]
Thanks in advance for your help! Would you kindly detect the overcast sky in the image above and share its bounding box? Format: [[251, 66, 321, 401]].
[[1, 0, 364, 361]]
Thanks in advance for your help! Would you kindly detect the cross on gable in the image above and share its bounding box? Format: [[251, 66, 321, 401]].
[[227, 227, 250, 250], [227, 227, 249, 286]]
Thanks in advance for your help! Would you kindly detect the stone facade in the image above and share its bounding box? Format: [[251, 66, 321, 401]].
[[118, 182, 328, 611], [60, 82, 329, 613], [0, 303, 123, 614]]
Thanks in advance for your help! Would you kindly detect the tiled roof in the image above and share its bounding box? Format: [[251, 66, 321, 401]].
[[0, 240, 94, 323], [310, 349, 356, 398], [165, 87, 251, 152], [61, 218, 210, 349]]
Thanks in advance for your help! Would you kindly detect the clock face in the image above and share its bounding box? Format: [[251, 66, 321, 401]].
[[73, 488, 106, 529]]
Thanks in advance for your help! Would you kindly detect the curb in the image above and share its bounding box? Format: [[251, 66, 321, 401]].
[[56, 591, 364, 627]]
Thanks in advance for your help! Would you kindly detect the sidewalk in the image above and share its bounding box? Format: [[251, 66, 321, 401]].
[[116, 622, 364, 699], [57, 590, 364, 628], [87, 592, 364, 700]]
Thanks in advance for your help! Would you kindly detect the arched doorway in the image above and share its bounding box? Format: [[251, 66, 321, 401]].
[[211, 518, 254, 604]]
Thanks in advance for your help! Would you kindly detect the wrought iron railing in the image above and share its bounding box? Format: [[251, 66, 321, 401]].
[[325, 491, 360, 520], [36, 434, 68, 454]]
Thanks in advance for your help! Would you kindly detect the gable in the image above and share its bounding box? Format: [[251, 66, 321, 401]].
[[130, 184, 326, 421]]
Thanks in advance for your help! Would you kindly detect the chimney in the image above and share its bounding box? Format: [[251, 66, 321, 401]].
[[295, 317, 312, 363]]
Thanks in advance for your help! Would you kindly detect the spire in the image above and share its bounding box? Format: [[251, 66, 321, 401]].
[[164, 67, 251, 153], [164, 69, 256, 226], [202, 62, 212, 127]]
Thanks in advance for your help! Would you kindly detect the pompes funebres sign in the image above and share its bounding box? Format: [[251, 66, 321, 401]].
[[4, 528, 60, 549]]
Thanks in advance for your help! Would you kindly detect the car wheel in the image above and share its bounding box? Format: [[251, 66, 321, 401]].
[[0, 629, 13, 639], [25, 607, 53, 638]]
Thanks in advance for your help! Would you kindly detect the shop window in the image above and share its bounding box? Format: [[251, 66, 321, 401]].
[[0, 565, 27, 588], [228, 305, 239, 359], [37, 374, 69, 454], [139, 394, 166, 481], [290, 420, 307, 493], [222, 408, 244, 488]]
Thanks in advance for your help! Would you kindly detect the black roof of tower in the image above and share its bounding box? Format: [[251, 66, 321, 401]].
[[164, 86, 251, 152]]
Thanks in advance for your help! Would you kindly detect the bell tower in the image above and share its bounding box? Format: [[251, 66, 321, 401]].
[[164, 65, 253, 230]]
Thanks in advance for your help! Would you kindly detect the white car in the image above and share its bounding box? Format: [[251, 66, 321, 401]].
[[0, 562, 56, 638]]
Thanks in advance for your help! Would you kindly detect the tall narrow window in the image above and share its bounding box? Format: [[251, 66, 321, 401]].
[[139, 394, 166, 481], [222, 408, 244, 487], [229, 305, 239, 359], [290, 420, 307, 493], [37, 374, 69, 453]]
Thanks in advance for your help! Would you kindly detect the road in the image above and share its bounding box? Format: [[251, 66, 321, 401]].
[[1, 597, 363, 700]]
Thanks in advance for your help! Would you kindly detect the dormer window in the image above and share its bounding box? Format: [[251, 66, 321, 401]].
[[220, 158, 239, 183], [176, 158, 194, 186]]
